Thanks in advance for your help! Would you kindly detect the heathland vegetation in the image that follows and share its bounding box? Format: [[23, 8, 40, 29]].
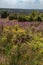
[[0, 10, 43, 65]]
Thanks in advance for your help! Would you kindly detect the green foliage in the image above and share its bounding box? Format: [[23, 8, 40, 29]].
[[14, 14, 17, 19], [1, 11, 8, 18], [9, 14, 17, 20], [35, 16, 42, 21], [9, 15, 14, 20], [29, 16, 33, 21], [0, 10, 43, 21], [0, 10, 42, 22], [18, 15, 26, 21], [17, 11, 42, 22]]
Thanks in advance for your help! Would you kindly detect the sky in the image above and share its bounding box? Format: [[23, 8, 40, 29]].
[[0, 0, 43, 9]]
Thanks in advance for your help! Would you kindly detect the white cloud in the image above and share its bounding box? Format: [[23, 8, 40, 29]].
[[0, 0, 43, 9]]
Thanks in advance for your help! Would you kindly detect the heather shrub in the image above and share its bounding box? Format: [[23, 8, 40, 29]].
[[13, 31, 32, 45], [10, 33, 43, 65], [0, 23, 43, 65]]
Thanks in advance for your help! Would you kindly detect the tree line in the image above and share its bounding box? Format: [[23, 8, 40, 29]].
[[0, 10, 43, 21]]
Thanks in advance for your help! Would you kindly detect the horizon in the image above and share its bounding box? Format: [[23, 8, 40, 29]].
[[0, 8, 43, 10]]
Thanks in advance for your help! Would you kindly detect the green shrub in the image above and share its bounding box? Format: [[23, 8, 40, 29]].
[[18, 15, 27, 21], [14, 14, 17, 19], [9, 14, 17, 20], [1, 11, 8, 18], [24, 16, 31, 21], [9, 15, 14, 20], [29, 16, 33, 21], [35, 16, 42, 21]]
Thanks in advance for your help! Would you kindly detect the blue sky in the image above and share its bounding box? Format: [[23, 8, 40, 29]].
[[0, 0, 43, 9]]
